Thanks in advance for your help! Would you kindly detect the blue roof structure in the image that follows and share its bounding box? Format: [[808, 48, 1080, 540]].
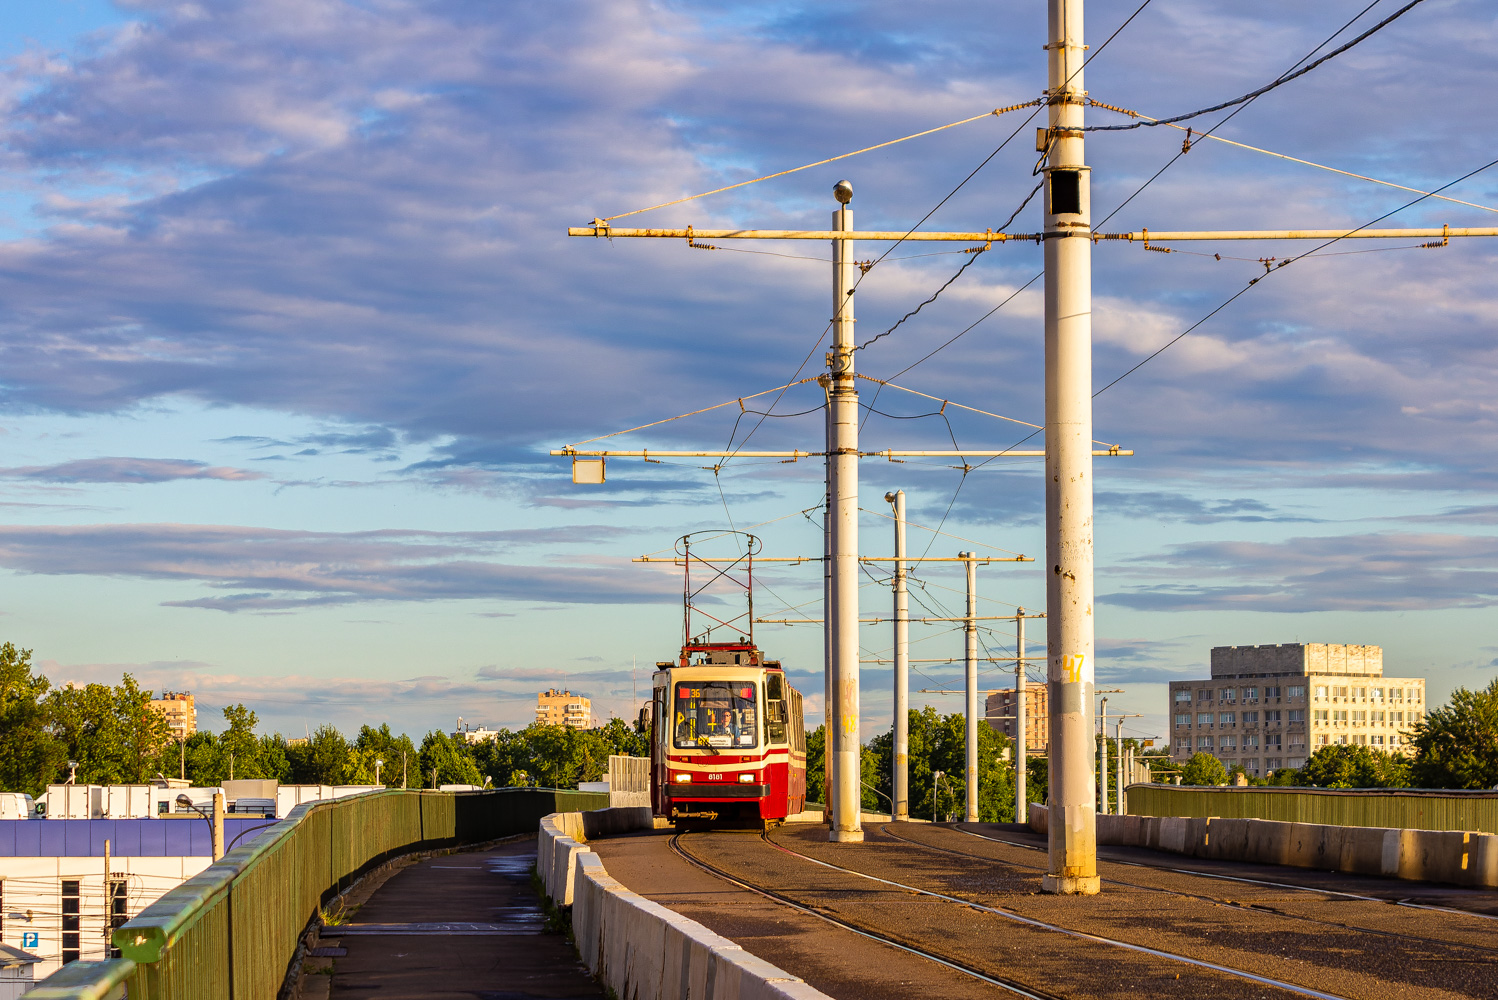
[[0, 819, 275, 857]]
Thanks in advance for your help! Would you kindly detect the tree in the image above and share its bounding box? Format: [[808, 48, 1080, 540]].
[[1298, 744, 1409, 789], [0, 643, 63, 795], [354, 724, 418, 787], [418, 730, 483, 787], [1409, 679, 1498, 789], [47, 674, 170, 785], [1180, 753, 1228, 786], [864, 708, 1017, 822], [804, 725, 826, 805], [287, 725, 355, 784]]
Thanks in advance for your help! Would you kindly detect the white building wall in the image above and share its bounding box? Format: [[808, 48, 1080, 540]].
[[0, 856, 210, 981]]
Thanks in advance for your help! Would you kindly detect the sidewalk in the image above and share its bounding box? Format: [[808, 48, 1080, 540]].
[[308, 838, 604, 999]]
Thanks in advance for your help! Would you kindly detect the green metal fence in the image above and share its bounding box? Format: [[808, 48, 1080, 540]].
[[1126, 784, 1498, 834], [29, 787, 607, 1000]]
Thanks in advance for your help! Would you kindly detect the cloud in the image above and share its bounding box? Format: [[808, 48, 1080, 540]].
[[1096, 491, 1320, 524], [0, 457, 264, 483], [1103, 532, 1498, 613], [0, 523, 677, 610]]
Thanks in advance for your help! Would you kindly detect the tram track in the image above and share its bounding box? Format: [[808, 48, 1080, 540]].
[[671, 830, 1355, 1000], [951, 825, 1498, 925], [667, 831, 1064, 1000], [868, 823, 1498, 954]]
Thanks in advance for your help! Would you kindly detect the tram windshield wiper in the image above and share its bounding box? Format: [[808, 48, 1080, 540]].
[[695, 736, 721, 755]]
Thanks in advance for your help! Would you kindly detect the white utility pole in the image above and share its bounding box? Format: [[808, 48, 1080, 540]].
[[1098, 697, 1109, 816], [1116, 720, 1125, 816], [963, 552, 979, 823], [828, 180, 862, 843], [1015, 607, 1027, 825], [888, 490, 910, 822], [1042, 0, 1099, 895]]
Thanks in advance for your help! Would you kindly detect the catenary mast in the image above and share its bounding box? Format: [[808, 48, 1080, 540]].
[[1042, 0, 1100, 894]]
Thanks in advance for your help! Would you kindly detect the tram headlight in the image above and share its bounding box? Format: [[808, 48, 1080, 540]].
[[674, 773, 690, 783], [739, 772, 756, 783]]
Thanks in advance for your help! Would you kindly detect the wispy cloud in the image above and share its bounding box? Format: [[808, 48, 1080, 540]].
[[0, 457, 264, 484], [0, 523, 675, 611], [1104, 532, 1498, 613]]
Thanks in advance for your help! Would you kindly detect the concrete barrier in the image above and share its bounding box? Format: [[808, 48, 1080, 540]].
[[1023, 803, 1498, 890], [543, 813, 829, 1000]]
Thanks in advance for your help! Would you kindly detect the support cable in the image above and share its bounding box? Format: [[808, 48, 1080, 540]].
[[1093, 155, 1498, 398], [594, 103, 1044, 225], [1083, 0, 1430, 133], [1093, 0, 1393, 231]]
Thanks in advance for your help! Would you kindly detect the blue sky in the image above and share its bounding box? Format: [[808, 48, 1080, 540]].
[[0, 0, 1494, 745]]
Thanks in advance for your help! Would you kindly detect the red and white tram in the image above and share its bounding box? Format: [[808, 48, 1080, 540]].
[[644, 532, 807, 828], [649, 640, 806, 827]]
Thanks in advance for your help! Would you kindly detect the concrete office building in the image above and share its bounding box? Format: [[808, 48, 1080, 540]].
[[147, 691, 197, 739], [1168, 644, 1425, 777], [536, 689, 592, 729], [985, 682, 1048, 751]]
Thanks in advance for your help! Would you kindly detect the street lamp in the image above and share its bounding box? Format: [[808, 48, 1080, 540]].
[[66, 761, 78, 785], [932, 770, 944, 823], [176, 793, 225, 861], [375, 759, 384, 786]]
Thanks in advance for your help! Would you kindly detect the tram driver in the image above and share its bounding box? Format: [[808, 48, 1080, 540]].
[[675, 681, 759, 749]]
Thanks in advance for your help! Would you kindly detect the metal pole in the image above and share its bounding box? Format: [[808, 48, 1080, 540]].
[[964, 552, 979, 823], [211, 792, 225, 862], [1015, 608, 1027, 825], [823, 401, 834, 822], [1098, 698, 1108, 816], [1042, 0, 1099, 896], [889, 490, 910, 821], [828, 180, 862, 843], [1115, 720, 1125, 817]]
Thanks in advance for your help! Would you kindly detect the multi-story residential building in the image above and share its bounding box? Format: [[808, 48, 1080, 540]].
[[536, 689, 592, 729], [985, 682, 1048, 751], [1168, 644, 1425, 777], [147, 691, 197, 739]]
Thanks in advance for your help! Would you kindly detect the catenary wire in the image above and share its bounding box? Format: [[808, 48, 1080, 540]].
[[1084, 0, 1429, 133], [1093, 155, 1498, 398]]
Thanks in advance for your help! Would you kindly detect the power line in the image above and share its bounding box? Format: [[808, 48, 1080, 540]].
[[1094, 0, 1392, 230], [1084, 0, 1429, 134], [1093, 155, 1498, 398]]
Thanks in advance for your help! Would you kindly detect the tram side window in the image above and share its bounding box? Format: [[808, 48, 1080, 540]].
[[766, 674, 788, 743], [675, 682, 758, 748]]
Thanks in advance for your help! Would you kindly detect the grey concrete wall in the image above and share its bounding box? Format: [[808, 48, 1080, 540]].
[[1026, 804, 1497, 889]]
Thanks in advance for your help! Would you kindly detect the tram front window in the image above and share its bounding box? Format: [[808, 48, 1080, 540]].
[[674, 681, 758, 749]]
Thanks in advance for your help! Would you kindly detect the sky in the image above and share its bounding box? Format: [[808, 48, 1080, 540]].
[[0, 0, 1494, 746]]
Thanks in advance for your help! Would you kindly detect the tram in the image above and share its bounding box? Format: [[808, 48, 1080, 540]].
[[645, 533, 807, 828]]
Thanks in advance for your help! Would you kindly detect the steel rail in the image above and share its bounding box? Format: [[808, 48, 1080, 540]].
[[667, 832, 1063, 1000], [752, 831, 1356, 1000], [954, 825, 1498, 925], [879, 825, 1498, 955]]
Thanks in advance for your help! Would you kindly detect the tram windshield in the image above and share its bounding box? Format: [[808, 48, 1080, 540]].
[[674, 681, 758, 749]]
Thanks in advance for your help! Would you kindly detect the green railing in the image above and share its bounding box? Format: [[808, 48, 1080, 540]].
[[30, 787, 608, 1000], [1126, 784, 1498, 834]]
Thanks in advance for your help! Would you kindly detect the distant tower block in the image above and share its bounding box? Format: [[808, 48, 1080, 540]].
[[1167, 644, 1426, 779]]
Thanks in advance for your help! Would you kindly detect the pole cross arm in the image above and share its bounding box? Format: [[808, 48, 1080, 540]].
[[1099, 226, 1498, 242], [568, 225, 1043, 243]]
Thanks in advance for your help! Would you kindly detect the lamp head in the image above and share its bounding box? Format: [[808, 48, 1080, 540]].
[[884, 492, 897, 504], [68, 760, 78, 770], [175, 793, 193, 808], [833, 179, 853, 204]]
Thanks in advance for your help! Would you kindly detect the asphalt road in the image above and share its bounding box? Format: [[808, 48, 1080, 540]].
[[590, 821, 1498, 1000]]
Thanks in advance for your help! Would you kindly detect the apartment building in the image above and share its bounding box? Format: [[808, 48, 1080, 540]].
[[985, 681, 1048, 751], [147, 691, 197, 739], [1168, 644, 1425, 777], [536, 689, 592, 729]]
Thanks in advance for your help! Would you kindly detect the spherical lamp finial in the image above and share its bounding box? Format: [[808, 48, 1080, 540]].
[[833, 179, 854, 204]]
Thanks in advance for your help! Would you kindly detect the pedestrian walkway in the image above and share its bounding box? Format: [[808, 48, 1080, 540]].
[[311, 838, 605, 999]]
